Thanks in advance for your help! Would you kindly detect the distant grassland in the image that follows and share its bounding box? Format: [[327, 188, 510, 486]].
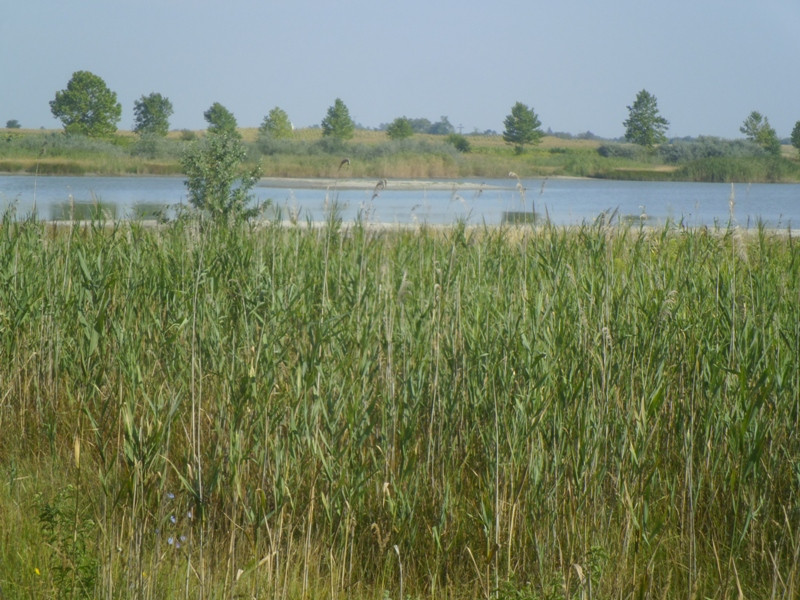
[[1, 214, 799, 598], [2, 127, 798, 181]]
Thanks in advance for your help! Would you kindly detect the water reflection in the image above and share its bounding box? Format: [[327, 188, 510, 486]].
[[49, 199, 117, 221]]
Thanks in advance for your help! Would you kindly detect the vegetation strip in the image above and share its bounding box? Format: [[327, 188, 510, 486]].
[[1, 212, 798, 598]]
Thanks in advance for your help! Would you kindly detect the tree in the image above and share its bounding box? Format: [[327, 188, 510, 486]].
[[204, 102, 239, 137], [5, 119, 21, 129], [133, 93, 173, 136], [447, 133, 471, 153], [259, 107, 293, 139], [49, 71, 121, 137], [181, 134, 261, 221], [740, 111, 781, 156], [408, 117, 432, 133], [321, 98, 355, 141], [623, 89, 669, 148], [503, 102, 543, 154], [791, 121, 800, 155], [428, 116, 455, 135], [386, 117, 414, 140]]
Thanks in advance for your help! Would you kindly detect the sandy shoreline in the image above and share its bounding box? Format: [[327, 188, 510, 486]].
[[257, 177, 513, 191]]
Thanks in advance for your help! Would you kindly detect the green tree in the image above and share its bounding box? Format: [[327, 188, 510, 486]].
[[204, 102, 239, 137], [133, 93, 173, 136], [447, 133, 471, 153], [503, 102, 543, 154], [428, 116, 455, 135], [386, 117, 414, 140], [259, 106, 293, 139], [181, 134, 261, 221], [740, 111, 781, 156], [321, 98, 355, 142], [623, 89, 669, 148], [49, 71, 121, 137], [791, 121, 800, 155], [5, 119, 21, 129]]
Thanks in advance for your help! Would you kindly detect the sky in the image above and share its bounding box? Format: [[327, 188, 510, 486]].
[[2, 0, 799, 139]]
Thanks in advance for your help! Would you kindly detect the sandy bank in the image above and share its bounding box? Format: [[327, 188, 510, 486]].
[[258, 177, 512, 191]]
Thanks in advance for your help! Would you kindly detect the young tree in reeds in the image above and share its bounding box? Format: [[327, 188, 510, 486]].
[[181, 133, 261, 221]]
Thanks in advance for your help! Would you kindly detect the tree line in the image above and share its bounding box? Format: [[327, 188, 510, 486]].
[[10, 70, 800, 157]]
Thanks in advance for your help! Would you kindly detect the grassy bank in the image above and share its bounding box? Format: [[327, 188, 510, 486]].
[[2, 128, 799, 181], [1, 212, 799, 598]]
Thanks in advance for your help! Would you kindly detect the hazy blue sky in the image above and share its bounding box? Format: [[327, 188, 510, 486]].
[[2, 0, 798, 139]]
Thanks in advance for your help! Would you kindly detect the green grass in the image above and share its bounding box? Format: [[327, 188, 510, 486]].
[[4, 128, 798, 181], [1, 210, 799, 599]]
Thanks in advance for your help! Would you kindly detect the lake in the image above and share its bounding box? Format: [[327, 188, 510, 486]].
[[1, 174, 799, 229]]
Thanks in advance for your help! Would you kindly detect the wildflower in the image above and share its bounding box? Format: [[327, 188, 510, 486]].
[[34, 567, 41, 576]]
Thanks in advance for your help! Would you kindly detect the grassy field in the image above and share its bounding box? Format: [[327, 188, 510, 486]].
[[1, 211, 799, 599], [2, 127, 799, 181]]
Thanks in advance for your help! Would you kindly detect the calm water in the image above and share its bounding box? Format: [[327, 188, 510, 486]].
[[1, 175, 799, 229]]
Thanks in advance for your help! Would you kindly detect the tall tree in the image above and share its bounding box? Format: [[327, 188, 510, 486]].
[[321, 98, 355, 141], [503, 102, 543, 154], [791, 121, 800, 155], [623, 89, 669, 148], [204, 102, 239, 137], [259, 107, 293, 139], [50, 71, 121, 137], [133, 93, 173, 136], [386, 117, 414, 140], [740, 111, 781, 156]]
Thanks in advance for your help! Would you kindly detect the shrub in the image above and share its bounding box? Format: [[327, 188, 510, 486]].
[[596, 143, 650, 160], [658, 137, 767, 164], [447, 133, 471, 153], [181, 134, 262, 221]]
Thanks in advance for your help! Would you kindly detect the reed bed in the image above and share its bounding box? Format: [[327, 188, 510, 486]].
[[1, 211, 799, 599]]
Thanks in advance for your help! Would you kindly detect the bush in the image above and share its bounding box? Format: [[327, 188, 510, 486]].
[[131, 134, 184, 159], [596, 143, 650, 160], [447, 133, 471, 153], [658, 137, 767, 164], [181, 134, 262, 221], [674, 156, 800, 182]]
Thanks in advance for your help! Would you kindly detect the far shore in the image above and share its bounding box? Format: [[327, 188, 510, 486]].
[[258, 176, 511, 191], [256, 175, 588, 191]]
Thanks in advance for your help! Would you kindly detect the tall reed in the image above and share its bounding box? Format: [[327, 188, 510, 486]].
[[0, 211, 798, 599]]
